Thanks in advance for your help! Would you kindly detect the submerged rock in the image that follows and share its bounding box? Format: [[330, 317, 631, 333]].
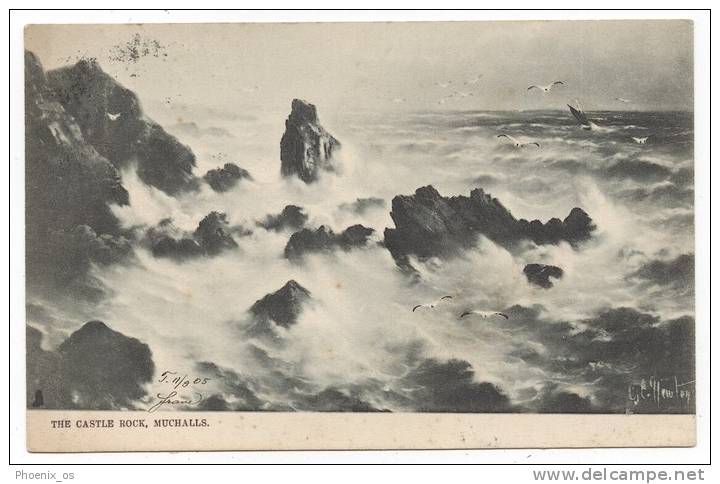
[[383, 185, 595, 269], [169, 121, 232, 138], [339, 197, 386, 214], [203, 163, 252, 192], [249, 280, 311, 329], [295, 388, 386, 412], [258, 205, 308, 232], [284, 224, 375, 261], [524, 264, 564, 288], [280, 99, 340, 183]]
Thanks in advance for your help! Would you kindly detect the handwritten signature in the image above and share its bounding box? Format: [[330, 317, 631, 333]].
[[148, 391, 204, 413], [627, 376, 694, 407], [147, 370, 211, 412]]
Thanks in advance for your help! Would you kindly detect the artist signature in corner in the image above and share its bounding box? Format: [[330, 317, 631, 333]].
[[627, 376, 694, 408], [147, 370, 211, 413]]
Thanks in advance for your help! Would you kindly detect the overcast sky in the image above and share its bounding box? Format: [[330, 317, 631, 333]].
[[26, 20, 693, 114]]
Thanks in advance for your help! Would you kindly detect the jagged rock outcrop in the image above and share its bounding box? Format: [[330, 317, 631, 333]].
[[148, 212, 241, 260], [383, 186, 595, 268], [338, 224, 376, 249], [25, 50, 133, 298], [524, 264, 564, 288], [27, 321, 154, 409], [284, 224, 375, 261], [194, 212, 239, 255], [147, 219, 203, 260], [518, 207, 595, 246], [46, 57, 199, 195], [258, 205, 308, 232], [280, 99, 340, 183], [249, 280, 311, 329], [203, 163, 252, 192]]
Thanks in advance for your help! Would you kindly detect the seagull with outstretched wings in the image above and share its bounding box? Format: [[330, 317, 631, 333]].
[[528, 81, 564, 92], [412, 295, 453, 312], [452, 90, 474, 98], [464, 74, 483, 85], [497, 134, 540, 148], [459, 310, 509, 320]]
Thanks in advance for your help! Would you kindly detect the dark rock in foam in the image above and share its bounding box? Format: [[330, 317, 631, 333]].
[[193, 212, 239, 256], [249, 280, 311, 329], [203, 163, 252, 192], [280, 99, 341, 183], [258, 205, 308, 232], [284, 224, 375, 261], [383, 185, 595, 269], [148, 212, 240, 260], [524, 264, 564, 289]]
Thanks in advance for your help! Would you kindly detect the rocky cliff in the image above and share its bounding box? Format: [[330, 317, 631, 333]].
[[46, 57, 199, 195], [25, 51, 133, 299], [280, 99, 340, 183], [383, 186, 594, 268]]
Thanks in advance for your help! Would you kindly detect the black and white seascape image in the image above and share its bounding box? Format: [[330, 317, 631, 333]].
[[25, 21, 695, 415]]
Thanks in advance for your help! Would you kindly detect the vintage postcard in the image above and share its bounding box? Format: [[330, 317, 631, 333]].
[[23, 20, 696, 452]]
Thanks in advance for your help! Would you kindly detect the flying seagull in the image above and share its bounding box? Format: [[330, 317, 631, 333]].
[[497, 134, 540, 148], [615, 97, 632, 103], [459, 310, 509, 320], [107, 112, 121, 121], [412, 295, 453, 312], [435, 81, 453, 88], [453, 90, 474, 98], [632, 136, 649, 144], [464, 74, 483, 85], [392, 97, 407, 103], [567, 102, 594, 130], [528, 81, 564, 93]]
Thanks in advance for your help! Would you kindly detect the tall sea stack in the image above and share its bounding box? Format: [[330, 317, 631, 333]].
[[280, 99, 340, 183]]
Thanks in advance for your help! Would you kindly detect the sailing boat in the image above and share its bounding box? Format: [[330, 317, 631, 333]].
[[567, 100, 595, 130]]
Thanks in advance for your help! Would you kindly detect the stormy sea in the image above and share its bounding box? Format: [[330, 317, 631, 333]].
[[26, 53, 694, 414]]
